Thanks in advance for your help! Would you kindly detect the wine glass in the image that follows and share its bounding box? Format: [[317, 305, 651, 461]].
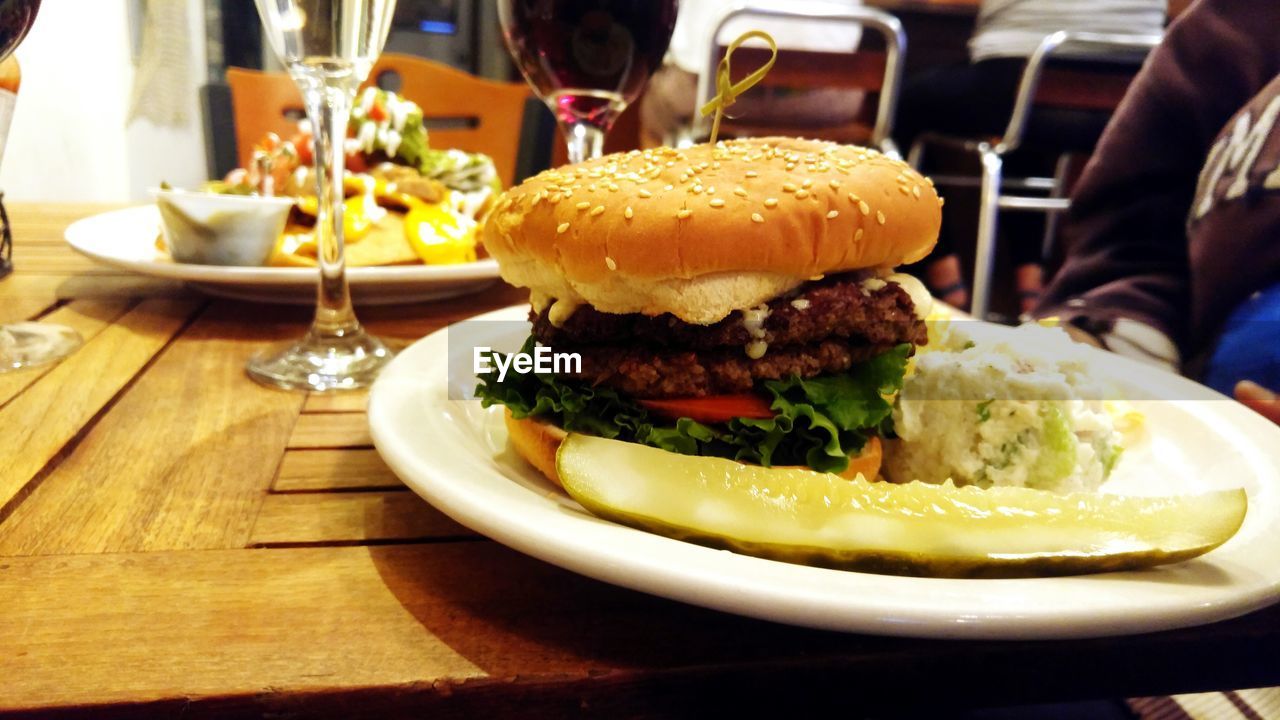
[[0, 0, 83, 373], [498, 0, 679, 163], [249, 0, 396, 391]]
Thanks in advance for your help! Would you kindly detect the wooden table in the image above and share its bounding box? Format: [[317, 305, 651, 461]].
[[2, 204, 1278, 718]]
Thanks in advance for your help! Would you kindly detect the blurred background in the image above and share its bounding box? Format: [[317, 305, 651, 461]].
[[0, 0, 514, 202]]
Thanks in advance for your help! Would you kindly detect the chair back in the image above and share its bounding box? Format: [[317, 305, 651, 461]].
[[224, 56, 531, 186], [224, 67, 306, 172], [694, 4, 906, 156], [367, 54, 531, 186], [1000, 31, 1161, 153]]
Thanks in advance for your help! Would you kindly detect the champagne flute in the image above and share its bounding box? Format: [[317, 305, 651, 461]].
[[0, 0, 84, 373], [498, 0, 678, 163], [249, 0, 396, 391]]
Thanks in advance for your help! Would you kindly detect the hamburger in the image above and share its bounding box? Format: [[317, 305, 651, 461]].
[[476, 137, 941, 485]]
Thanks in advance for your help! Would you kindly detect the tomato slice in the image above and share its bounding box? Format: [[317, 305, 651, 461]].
[[368, 102, 387, 122], [638, 394, 774, 424]]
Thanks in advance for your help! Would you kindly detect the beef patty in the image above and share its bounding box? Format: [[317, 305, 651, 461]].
[[530, 274, 926, 397], [531, 274, 926, 351], [574, 341, 896, 397]]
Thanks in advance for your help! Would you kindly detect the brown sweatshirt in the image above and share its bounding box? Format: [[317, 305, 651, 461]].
[[1036, 0, 1280, 365]]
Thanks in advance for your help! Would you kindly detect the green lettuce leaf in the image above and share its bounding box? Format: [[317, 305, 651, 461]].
[[474, 337, 911, 474]]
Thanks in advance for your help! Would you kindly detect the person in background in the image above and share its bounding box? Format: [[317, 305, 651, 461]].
[[896, 0, 1166, 314], [640, 0, 865, 148], [1033, 0, 1280, 423]]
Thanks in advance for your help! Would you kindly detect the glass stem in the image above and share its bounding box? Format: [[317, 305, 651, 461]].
[[303, 80, 361, 340], [561, 121, 606, 164]]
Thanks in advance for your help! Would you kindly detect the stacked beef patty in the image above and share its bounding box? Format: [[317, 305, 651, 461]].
[[531, 273, 927, 397]]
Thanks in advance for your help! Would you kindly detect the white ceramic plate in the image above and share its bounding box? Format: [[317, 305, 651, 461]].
[[368, 306, 1280, 639], [65, 205, 500, 305]]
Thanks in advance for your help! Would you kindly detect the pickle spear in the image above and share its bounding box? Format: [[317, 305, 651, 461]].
[[556, 433, 1247, 578]]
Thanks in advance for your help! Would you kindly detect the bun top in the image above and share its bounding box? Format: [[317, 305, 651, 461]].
[[482, 137, 942, 324]]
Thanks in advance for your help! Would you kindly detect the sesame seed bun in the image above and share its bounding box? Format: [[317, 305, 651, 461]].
[[482, 137, 941, 324]]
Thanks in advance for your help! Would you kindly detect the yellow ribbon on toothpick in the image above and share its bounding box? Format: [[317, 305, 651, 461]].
[[699, 30, 779, 145]]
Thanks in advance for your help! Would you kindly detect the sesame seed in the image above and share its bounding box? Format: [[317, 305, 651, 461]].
[[848, 192, 860, 202], [532, 194, 543, 206], [557, 222, 570, 234], [899, 186, 910, 195], [549, 193, 562, 204], [913, 186, 921, 198], [939, 197, 946, 207], [829, 179, 841, 189], [605, 256, 617, 270], [785, 162, 796, 170], [764, 198, 779, 208], [624, 206, 634, 219], [638, 189, 653, 198], [782, 183, 797, 193], [855, 228, 864, 241], [588, 184, 597, 192], [859, 200, 871, 215], [796, 189, 810, 200], [677, 208, 692, 219], [591, 205, 605, 216], [709, 198, 725, 208], [707, 186, 716, 194], [745, 171, 759, 178], [576, 201, 590, 210], [609, 183, 619, 192], [827, 210, 839, 219], [564, 189, 573, 198], [664, 184, 674, 191], [734, 187, 748, 198], [802, 178, 813, 188], [876, 210, 886, 225], [751, 213, 765, 223]]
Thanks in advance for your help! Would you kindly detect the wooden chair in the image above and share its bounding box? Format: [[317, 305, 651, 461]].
[[224, 66, 305, 173], [224, 55, 531, 186], [692, 4, 907, 157], [366, 54, 531, 186]]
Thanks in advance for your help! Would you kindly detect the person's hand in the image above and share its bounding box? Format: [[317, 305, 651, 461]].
[[1235, 380, 1280, 425]]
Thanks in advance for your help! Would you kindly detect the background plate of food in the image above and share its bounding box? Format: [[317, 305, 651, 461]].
[[65, 204, 500, 305], [65, 88, 502, 305]]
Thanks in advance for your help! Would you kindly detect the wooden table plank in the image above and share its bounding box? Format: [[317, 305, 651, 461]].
[[1, 543, 1278, 716], [288, 412, 374, 449], [0, 273, 190, 303], [0, 299, 199, 518], [0, 301, 307, 556], [0, 546, 486, 710], [249, 491, 472, 546], [0, 299, 134, 408], [0, 296, 57, 324], [274, 449, 402, 492], [303, 390, 368, 413]]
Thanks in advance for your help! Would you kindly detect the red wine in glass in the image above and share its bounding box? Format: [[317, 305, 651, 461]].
[[0, 0, 41, 60], [498, 0, 678, 163]]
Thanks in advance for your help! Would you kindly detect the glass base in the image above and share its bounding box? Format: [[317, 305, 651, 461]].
[[246, 327, 394, 392], [0, 322, 84, 372]]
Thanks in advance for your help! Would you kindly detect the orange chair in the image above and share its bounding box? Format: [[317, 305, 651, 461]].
[[224, 55, 531, 186], [224, 66, 305, 173]]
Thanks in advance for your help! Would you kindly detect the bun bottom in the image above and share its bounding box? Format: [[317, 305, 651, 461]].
[[504, 410, 882, 486]]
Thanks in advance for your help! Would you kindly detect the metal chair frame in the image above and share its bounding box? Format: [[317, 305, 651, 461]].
[[692, 2, 907, 158], [908, 30, 1162, 319]]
